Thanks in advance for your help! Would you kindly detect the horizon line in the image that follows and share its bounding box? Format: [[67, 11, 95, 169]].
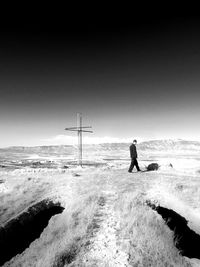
[[1, 138, 199, 149]]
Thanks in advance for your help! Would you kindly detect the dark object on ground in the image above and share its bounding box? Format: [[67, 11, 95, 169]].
[[63, 165, 69, 169], [169, 163, 173, 168], [32, 161, 42, 167], [0, 179, 4, 184], [147, 200, 200, 259], [0, 199, 64, 266], [147, 163, 159, 171], [0, 165, 6, 168], [72, 173, 81, 177]]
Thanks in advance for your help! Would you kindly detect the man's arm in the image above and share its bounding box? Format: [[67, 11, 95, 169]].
[[130, 146, 133, 158], [132, 145, 137, 158]]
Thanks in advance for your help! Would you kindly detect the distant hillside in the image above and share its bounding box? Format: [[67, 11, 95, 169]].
[[85, 140, 200, 152], [138, 139, 200, 151], [1, 140, 200, 154]]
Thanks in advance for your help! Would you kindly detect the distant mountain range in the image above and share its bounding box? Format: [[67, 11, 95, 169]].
[[1, 139, 200, 153], [138, 139, 200, 151]]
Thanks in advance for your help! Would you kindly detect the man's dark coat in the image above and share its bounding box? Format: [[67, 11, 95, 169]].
[[130, 144, 137, 158]]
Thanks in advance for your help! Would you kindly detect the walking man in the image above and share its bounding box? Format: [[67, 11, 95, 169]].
[[128, 139, 141, 173]]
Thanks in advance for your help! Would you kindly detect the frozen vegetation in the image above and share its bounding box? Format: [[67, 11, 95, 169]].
[[0, 140, 200, 266]]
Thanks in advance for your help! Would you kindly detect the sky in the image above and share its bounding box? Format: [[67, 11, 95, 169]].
[[1, 13, 200, 147]]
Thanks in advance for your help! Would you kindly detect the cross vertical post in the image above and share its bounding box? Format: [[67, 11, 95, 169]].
[[65, 113, 93, 166], [77, 113, 83, 166]]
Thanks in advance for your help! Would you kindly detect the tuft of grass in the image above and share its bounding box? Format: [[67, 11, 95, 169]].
[[52, 242, 80, 267], [49, 195, 101, 267], [115, 192, 192, 267], [5, 192, 101, 267]]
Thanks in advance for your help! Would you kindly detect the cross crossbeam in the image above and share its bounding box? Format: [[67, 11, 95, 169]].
[[65, 113, 93, 166], [65, 129, 93, 133], [65, 126, 92, 130]]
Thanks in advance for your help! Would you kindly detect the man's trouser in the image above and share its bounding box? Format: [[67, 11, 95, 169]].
[[128, 158, 140, 172]]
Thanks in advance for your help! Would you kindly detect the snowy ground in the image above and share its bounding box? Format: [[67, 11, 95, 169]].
[[1, 143, 200, 266]]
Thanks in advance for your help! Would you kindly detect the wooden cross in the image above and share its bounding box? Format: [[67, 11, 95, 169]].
[[65, 113, 93, 166]]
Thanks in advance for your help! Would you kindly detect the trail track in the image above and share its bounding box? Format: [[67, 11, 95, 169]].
[[83, 175, 131, 266]]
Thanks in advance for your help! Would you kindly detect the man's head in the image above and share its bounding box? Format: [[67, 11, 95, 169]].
[[133, 139, 137, 145]]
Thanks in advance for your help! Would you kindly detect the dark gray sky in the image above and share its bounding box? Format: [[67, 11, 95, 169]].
[[1, 14, 200, 146]]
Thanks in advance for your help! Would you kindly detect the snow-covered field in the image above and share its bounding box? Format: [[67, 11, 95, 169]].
[[1, 140, 200, 266]]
